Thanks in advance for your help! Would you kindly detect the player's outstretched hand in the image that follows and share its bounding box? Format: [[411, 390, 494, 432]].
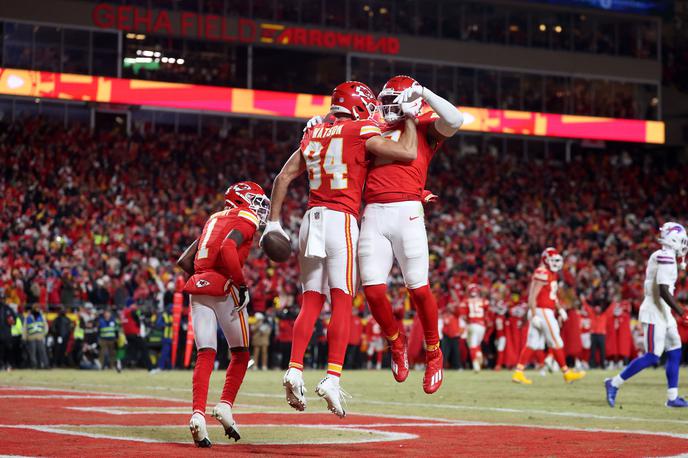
[[558, 308, 568, 322], [303, 115, 323, 132], [421, 190, 438, 205], [260, 220, 290, 247], [235, 286, 250, 313]]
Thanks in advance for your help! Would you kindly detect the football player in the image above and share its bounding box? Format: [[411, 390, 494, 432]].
[[177, 182, 270, 447], [460, 284, 489, 372], [512, 248, 586, 385], [357, 75, 463, 394], [262, 81, 418, 418], [605, 222, 688, 408], [491, 300, 508, 371]]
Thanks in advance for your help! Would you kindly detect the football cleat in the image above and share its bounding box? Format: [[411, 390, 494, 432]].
[[512, 370, 533, 385], [189, 412, 212, 448], [563, 369, 586, 384], [283, 368, 307, 411], [315, 376, 350, 418], [389, 335, 409, 383], [211, 402, 241, 442], [666, 397, 688, 408], [423, 349, 444, 394], [604, 378, 618, 407]]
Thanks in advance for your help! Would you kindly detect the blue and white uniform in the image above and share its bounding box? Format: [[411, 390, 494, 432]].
[[638, 248, 682, 356]]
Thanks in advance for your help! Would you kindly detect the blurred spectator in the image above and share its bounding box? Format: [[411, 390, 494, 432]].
[[0, 301, 16, 370], [251, 312, 271, 370], [51, 306, 72, 367], [98, 308, 119, 370], [24, 305, 49, 369]]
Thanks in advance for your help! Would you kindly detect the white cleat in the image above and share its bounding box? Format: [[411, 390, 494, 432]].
[[283, 368, 307, 411], [189, 412, 211, 448], [315, 376, 350, 419], [212, 402, 241, 442]]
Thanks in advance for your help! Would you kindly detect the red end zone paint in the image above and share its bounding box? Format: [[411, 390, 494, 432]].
[[1, 387, 687, 457]]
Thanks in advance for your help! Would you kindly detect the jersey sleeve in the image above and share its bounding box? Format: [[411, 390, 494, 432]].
[[532, 270, 550, 283], [231, 214, 258, 243], [359, 120, 382, 140], [656, 254, 677, 286]]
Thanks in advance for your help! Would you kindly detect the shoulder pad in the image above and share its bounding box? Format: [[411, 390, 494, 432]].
[[237, 209, 260, 229]]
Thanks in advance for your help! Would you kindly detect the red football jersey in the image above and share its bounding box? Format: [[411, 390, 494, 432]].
[[460, 297, 489, 325], [192, 207, 259, 277], [532, 266, 558, 310], [300, 118, 381, 218], [364, 111, 442, 204]]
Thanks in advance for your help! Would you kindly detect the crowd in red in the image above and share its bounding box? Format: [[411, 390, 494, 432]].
[[2, 117, 688, 370]]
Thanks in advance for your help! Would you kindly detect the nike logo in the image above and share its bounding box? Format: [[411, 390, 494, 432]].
[[409, 216, 420, 221]]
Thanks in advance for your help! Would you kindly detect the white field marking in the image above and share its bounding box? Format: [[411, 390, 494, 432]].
[[0, 395, 136, 400], [357, 398, 688, 426], [0, 423, 417, 446], [8, 384, 688, 428]]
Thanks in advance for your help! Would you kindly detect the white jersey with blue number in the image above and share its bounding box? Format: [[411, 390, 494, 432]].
[[639, 248, 678, 326]]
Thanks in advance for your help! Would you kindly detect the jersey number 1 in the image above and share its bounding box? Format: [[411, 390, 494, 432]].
[[303, 139, 348, 190]]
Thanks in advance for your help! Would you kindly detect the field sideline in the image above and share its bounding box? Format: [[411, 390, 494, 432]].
[[2, 368, 688, 456]]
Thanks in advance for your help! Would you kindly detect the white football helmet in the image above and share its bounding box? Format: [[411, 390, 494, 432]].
[[541, 247, 563, 272], [658, 222, 688, 257]]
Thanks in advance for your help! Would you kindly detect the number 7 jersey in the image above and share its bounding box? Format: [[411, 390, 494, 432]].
[[300, 118, 381, 219]]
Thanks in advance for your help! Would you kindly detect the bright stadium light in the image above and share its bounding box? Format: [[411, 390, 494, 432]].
[[177, 58, 185, 65], [142, 50, 154, 57], [554, 25, 563, 33], [539, 24, 547, 32], [168, 57, 176, 63]]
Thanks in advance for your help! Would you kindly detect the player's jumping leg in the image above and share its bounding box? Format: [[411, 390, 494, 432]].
[[316, 213, 358, 418], [189, 296, 218, 447], [363, 284, 409, 382], [359, 206, 409, 382], [605, 323, 662, 407]]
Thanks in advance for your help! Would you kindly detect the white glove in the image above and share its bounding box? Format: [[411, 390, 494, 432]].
[[303, 115, 323, 132], [393, 86, 424, 118], [530, 315, 544, 331], [558, 308, 568, 322], [259, 220, 290, 247]]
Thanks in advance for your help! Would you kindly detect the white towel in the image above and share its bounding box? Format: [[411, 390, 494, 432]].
[[304, 207, 327, 259]]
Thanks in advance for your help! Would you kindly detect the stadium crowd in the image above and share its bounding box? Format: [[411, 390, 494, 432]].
[[1, 117, 688, 373]]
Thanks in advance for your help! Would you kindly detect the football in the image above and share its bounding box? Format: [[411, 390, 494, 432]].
[[262, 231, 292, 262]]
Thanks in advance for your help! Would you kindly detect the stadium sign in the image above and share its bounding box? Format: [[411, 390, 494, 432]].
[[91, 3, 399, 55], [0, 67, 664, 144]]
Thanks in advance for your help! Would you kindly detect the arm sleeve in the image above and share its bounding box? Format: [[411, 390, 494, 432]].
[[359, 121, 382, 140], [220, 238, 247, 286]]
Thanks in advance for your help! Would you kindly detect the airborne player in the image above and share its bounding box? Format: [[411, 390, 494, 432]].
[[357, 75, 463, 394], [262, 81, 418, 417], [512, 248, 586, 385], [177, 182, 270, 447]]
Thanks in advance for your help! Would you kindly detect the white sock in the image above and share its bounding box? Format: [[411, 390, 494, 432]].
[[611, 375, 625, 388], [326, 374, 340, 385], [667, 387, 678, 401]]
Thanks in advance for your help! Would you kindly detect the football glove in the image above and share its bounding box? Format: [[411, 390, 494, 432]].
[[259, 220, 290, 246], [303, 115, 323, 132], [235, 285, 250, 313], [530, 315, 544, 331], [394, 86, 424, 118], [558, 308, 568, 322], [421, 190, 438, 204]]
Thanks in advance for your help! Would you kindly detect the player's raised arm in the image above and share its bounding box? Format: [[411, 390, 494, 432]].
[[394, 84, 463, 140], [262, 149, 306, 242], [365, 117, 418, 162]]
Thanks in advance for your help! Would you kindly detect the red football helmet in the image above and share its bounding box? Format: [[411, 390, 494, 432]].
[[330, 81, 378, 120], [378, 75, 423, 124], [541, 247, 563, 273], [467, 283, 480, 298], [224, 181, 270, 225]]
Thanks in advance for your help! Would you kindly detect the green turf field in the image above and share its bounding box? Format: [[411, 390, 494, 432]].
[[4, 367, 687, 436]]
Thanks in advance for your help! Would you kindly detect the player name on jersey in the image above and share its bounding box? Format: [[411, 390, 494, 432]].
[[311, 124, 344, 139]]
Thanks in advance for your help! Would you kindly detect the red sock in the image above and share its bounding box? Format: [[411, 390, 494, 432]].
[[534, 350, 545, 366], [326, 288, 352, 377], [376, 351, 383, 365], [192, 348, 216, 415], [496, 351, 504, 369], [469, 346, 478, 361], [552, 348, 569, 371], [516, 346, 534, 371], [288, 291, 326, 370], [363, 284, 400, 339], [220, 349, 250, 406], [409, 285, 439, 351]]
